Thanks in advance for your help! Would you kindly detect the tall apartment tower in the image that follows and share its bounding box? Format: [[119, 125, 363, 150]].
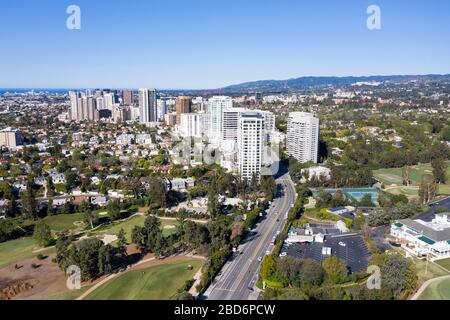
[[103, 93, 116, 110], [122, 90, 134, 105], [139, 88, 157, 123], [175, 96, 192, 125], [157, 99, 167, 122], [69, 91, 80, 121], [86, 96, 99, 121], [207, 96, 233, 142], [237, 112, 264, 182], [222, 108, 248, 142], [287, 112, 319, 163]]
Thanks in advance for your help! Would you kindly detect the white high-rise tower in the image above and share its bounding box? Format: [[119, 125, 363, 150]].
[[207, 96, 233, 142], [287, 112, 319, 163], [237, 112, 264, 181]]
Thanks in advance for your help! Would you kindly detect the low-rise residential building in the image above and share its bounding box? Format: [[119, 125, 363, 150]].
[[300, 166, 331, 183], [391, 213, 450, 257]]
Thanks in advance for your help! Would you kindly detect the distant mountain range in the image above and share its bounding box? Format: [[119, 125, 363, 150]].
[[217, 74, 450, 94]]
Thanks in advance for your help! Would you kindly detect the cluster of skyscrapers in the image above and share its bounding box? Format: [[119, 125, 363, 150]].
[[175, 96, 277, 181], [68, 89, 319, 182], [69, 89, 139, 122]]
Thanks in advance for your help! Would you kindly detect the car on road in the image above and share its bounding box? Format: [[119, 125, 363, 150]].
[[430, 202, 440, 207], [276, 218, 280, 222], [258, 256, 263, 262], [276, 230, 281, 235], [266, 250, 271, 255]]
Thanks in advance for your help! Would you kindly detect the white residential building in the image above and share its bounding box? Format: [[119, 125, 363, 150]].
[[391, 213, 450, 257], [157, 99, 167, 122], [69, 91, 80, 120], [237, 112, 264, 181], [207, 96, 233, 142], [222, 108, 248, 142], [0, 127, 22, 148], [259, 110, 276, 138], [287, 112, 319, 163], [180, 113, 206, 138], [300, 166, 331, 183], [103, 93, 115, 110]]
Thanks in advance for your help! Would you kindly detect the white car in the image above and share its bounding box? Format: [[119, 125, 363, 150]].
[[279, 252, 287, 257], [276, 230, 281, 235], [258, 256, 263, 262], [338, 241, 347, 247], [266, 250, 271, 255]]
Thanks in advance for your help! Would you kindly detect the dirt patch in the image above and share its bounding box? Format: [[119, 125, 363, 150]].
[[1, 279, 36, 300], [0, 254, 70, 300]]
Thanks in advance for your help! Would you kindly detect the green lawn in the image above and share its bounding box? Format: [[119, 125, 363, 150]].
[[374, 162, 450, 196], [0, 237, 55, 268], [92, 215, 179, 242], [43, 213, 86, 232], [418, 278, 450, 300], [85, 258, 202, 300], [435, 258, 450, 272], [44, 285, 93, 300]]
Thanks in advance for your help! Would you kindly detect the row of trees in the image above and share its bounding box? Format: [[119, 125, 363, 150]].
[[55, 231, 125, 281], [262, 252, 417, 300]]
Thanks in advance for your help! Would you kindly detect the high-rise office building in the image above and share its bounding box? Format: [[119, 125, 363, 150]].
[[139, 88, 157, 123], [237, 112, 264, 181], [123, 90, 133, 105], [287, 112, 319, 163], [207, 96, 233, 142], [175, 96, 192, 124]]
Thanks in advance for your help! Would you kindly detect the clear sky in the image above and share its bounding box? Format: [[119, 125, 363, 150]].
[[0, 0, 449, 89]]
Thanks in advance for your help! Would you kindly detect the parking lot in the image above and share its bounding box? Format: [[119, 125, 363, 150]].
[[283, 234, 371, 273]]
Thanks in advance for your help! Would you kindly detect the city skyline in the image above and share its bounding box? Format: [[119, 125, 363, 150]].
[[1, 0, 450, 89]]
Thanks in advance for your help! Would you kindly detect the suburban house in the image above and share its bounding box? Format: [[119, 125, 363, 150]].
[[327, 206, 356, 216], [300, 166, 331, 183], [391, 213, 450, 257], [51, 173, 66, 185], [91, 196, 108, 206], [169, 178, 195, 192]]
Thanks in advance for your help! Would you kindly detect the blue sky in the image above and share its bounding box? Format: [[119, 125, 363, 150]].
[[0, 0, 449, 89]]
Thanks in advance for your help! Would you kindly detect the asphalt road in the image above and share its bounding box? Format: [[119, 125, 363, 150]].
[[417, 196, 450, 221], [204, 170, 296, 300]]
